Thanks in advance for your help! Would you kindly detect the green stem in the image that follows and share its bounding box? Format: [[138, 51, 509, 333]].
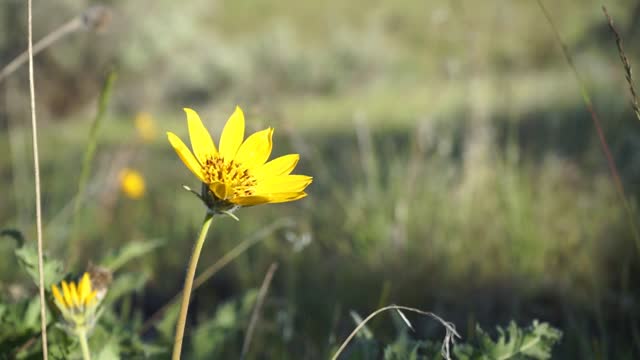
[[77, 329, 91, 360], [172, 212, 214, 360]]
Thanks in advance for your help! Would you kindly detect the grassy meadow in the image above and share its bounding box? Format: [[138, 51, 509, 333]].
[[1, 0, 640, 358]]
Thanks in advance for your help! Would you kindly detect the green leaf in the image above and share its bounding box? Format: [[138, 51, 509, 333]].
[[475, 320, 562, 360], [100, 239, 163, 272], [156, 301, 180, 341], [190, 290, 258, 358], [104, 272, 150, 305], [94, 337, 120, 360], [1, 228, 25, 247], [350, 310, 373, 340], [14, 243, 64, 288]]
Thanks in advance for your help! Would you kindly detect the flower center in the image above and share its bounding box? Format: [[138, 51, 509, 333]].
[[202, 155, 257, 198]]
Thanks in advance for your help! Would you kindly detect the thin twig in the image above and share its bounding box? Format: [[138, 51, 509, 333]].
[[26, 0, 49, 358], [330, 305, 460, 360], [0, 5, 112, 83], [536, 0, 640, 256], [138, 218, 292, 335], [602, 6, 640, 121], [0, 18, 82, 83], [241, 263, 279, 359]]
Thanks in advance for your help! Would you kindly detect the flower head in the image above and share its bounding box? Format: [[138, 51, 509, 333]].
[[119, 168, 146, 199], [135, 111, 157, 142], [167, 106, 312, 212], [51, 273, 103, 332]]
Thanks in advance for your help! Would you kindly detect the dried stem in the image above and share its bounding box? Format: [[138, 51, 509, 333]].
[[331, 305, 460, 360], [26, 0, 49, 357], [602, 6, 640, 121], [241, 262, 279, 359], [536, 0, 640, 256], [0, 5, 112, 83]]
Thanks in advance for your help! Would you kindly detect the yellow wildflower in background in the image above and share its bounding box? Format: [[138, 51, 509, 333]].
[[135, 111, 157, 142], [51, 273, 102, 332], [119, 168, 146, 199], [167, 106, 312, 212]]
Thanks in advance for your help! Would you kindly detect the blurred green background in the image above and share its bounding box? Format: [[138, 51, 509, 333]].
[[2, 0, 640, 358]]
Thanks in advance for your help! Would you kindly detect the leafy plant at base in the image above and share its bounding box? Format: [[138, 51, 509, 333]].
[[346, 320, 561, 360]]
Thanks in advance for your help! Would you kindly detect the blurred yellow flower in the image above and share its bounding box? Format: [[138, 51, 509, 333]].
[[135, 111, 157, 142], [119, 168, 146, 199], [51, 273, 101, 331], [167, 106, 312, 211]]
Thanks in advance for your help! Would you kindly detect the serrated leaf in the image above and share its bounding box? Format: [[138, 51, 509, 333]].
[[475, 320, 562, 360], [14, 244, 64, 288]]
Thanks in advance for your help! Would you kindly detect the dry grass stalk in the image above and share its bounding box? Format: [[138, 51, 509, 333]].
[[602, 6, 640, 121], [26, 0, 48, 357]]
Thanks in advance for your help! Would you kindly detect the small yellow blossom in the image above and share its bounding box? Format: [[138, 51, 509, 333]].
[[167, 106, 312, 212], [119, 168, 146, 199], [51, 273, 102, 331], [135, 111, 157, 142]]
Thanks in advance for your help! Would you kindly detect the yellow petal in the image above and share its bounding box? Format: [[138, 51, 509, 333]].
[[79, 272, 92, 303], [185, 108, 217, 164], [85, 291, 98, 306], [233, 192, 308, 206], [61, 281, 73, 308], [210, 181, 232, 201], [167, 132, 206, 183], [70, 282, 80, 307], [218, 106, 245, 160], [234, 128, 273, 169], [255, 175, 313, 193], [254, 154, 299, 179], [51, 285, 66, 308]]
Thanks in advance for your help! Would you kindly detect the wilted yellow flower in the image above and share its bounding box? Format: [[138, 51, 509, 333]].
[[135, 111, 157, 142], [51, 273, 102, 332], [167, 106, 312, 212], [119, 168, 146, 199]]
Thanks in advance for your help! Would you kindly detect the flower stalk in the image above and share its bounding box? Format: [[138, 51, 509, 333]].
[[78, 329, 91, 360], [172, 212, 214, 360]]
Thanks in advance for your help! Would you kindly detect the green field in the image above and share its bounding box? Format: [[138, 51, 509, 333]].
[[1, 0, 640, 358]]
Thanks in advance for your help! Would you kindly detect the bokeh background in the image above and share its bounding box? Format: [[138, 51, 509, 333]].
[[2, 0, 640, 358]]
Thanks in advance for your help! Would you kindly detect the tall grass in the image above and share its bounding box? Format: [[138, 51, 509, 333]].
[[1, 0, 640, 358]]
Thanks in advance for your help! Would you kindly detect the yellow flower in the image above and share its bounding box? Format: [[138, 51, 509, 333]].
[[167, 106, 312, 211], [119, 168, 146, 199], [135, 111, 157, 142], [51, 273, 102, 331]]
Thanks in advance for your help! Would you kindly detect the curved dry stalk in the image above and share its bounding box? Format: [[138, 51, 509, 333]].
[[331, 305, 460, 360], [26, 0, 48, 358]]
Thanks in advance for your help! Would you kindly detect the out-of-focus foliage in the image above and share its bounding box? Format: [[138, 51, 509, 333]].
[[2, 0, 640, 358]]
